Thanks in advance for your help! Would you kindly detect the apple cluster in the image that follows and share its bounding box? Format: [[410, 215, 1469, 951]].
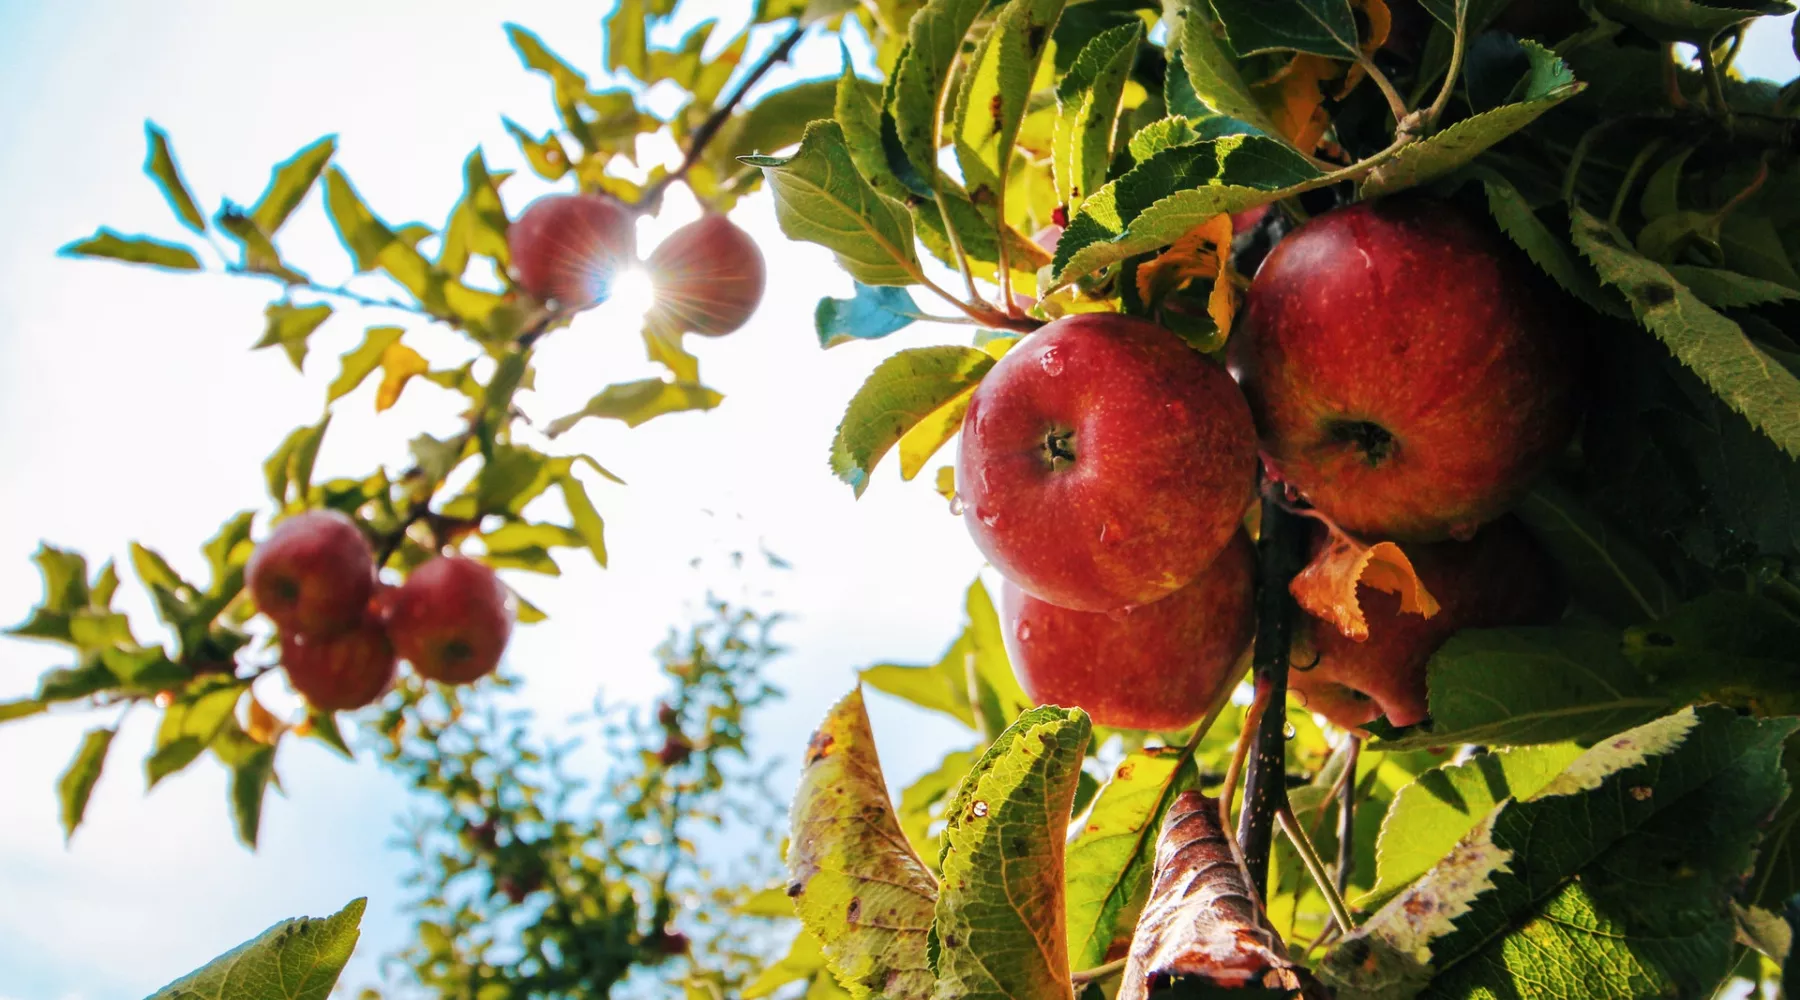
[[962, 196, 1577, 735], [246, 510, 515, 711], [508, 192, 766, 335]]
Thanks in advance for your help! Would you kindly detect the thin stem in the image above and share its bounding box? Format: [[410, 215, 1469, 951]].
[[227, 266, 436, 320], [1358, 54, 1408, 127], [1070, 957, 1128, 986], [1699, 35, 1731, 123], [1236, 489, 1308, 897], [1609, 137, 1667, 227], [1420, 1, 1468, 133], [1218, 695, 1264, 841], [639, 23, 807, 210], [933, 189, 987, 304], [1278, 804, 1357, 935], [1334, 737, 1362, 913]]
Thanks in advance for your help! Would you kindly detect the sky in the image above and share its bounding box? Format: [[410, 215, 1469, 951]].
[[0, 3, 1795, 998]]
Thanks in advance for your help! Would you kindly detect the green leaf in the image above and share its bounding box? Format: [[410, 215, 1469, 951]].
[[1174, 0, 1286, 143], [834, 54, 910, 202], [148, 677, 247, 788], [744, 929, 830, 999], [543, 379, 724, 436], [861, 640, 979, 729], [555, 471, 608, 570], [1572, 207, 1800, 460], [950, 0, 1068, 223], [888, 0, 990, 189], [228, 740, 277, 849], [1065, 749, 1195, 971], [712, 79, 842, 166], [1362, 743, 1584, 910], [1513, 481, 1676, 625], [1054, 22, 1143, 209], [1621, 594, 1800, 710], [604, 0, 650, 80], [58, 727, 116, 841], [0, 699, 47, 723], [1209, 0, 1360, 58], [1591, 0, 1793, 44], [502, 117, 571, 180], [931, 705, 1090, 1000], [263, 415, 330, 507], [1375, 628, 1674, 750], [483, 521, 585, 553], [36, 661, 117, 703], [145, 897, 365, 1000], [1323, 706, 1797, 999], [322, 167, 393, 272], [1362, 41, 1584, 197], [144, 122, 207, 234], [745, 120, 923, 286], [899, 747, 982, 858], [1477, 169, 1624, 317], [60, 229, 201, 271], [829, 346, 994, 497], [216, 204, 308, 285], [1052, 134, 1321, 286], [251, 136, 336, 237], [439, 151, 511, 277], [327, 326, 403, 403], [253, 302, 332, 372], [1667, 264, 1800, 309], [787, 689, 939, 999], [303, 709, 354, 761], [816, 283, 923, 348]]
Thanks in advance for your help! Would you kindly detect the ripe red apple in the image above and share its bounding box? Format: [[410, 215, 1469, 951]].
[[1288, 517, 1565, 732], [247, 509, 376, 636], [280, 616, 397, 711], [1233, 197, 1578, 542], [958, 313, 1258, 612], [384, 555, 514, 684], [645, 213, 765, 336], [508, 192, 638, 309], [1002, 532, 1255, 731]]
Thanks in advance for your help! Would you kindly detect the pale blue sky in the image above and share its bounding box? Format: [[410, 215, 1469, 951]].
[[0, 3, 1795, 998]]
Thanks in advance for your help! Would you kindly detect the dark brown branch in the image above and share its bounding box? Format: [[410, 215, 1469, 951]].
[[1236, 484, 1309, 896], [638, 22, 808, 210]]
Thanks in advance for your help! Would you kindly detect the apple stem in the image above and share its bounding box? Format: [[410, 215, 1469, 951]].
[[1334, 736, 1361, 910], [1235, 488, 1310, 897], [1418, 0, 1468, 134], [1278, 803, 1358, 934]]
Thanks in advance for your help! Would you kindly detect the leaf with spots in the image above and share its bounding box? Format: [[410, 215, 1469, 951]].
[[1323, 706, 1796, 1000], [145, 897, 365, 1000], [1118, 791, 1315, 1000], [1052, 20, 1142, 211], [1572, 207, 1800, 460], [1063, 748, 1197, 972], [929, 705, 1091, 1000], [1173, 1, 1288, 144], [1209, 0, 1361, 59], [830, 346, 995, 497], [887, 0, 991, 192], [1290, 516, 1440, 642], [788, 689, 939, 1000]]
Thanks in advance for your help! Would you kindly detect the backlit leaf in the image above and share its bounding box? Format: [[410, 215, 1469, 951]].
[[58, 727, 116, 841], [745, 120, 922, 287], [145, 897, 364, 1000], [144, 122, 207, 234], [251, 136, 336, 237], [1054, 22, 1142, 209], [950, 0, 1068, 228], [816, 283, 923, 349], [253, 302, 332, 372], [544, 379, 723, 436], [374, 342, 429, 412], [327, 327, 403, 404], [1065, 749, 1196, 972], [829, 346, 994, 497], [60, 229, 201, 271]]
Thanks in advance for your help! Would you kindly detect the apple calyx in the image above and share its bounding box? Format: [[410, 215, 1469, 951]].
[[1041, 428, 1077, 469], [1328, 419, 1396, 467]]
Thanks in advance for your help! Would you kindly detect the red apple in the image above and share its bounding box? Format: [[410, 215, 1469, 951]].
[[958, 314, 1257, 612], [247, 509, 376, 636], [281, 616, 397, 711], [508, 192, 638, 309], [1234, 197, 1578, 542], [1288, 517, 1565, 732], [1002, 532, 1256, 731], [645, 213, 765, 336], [384, 555, 514, 684]]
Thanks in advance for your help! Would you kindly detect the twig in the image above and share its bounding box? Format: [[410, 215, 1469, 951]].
[[1608, 137, 1668, 227], [1419, 0, 1469, 133], [1334, 737, 1362, 913], [1699, 34, 1732, 123], [1235, 487, 1309, 896], [934, 188, 988, 306], [1278, 804, 1357, 934], [1358, 54, 1409, 127], [1070, 957, 1127, 986], [639, 23, 808, 210], [1218, 693, 1265, 844]]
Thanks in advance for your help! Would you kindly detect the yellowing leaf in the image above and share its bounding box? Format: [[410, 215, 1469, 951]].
[[787, 689, 938, 999], [1136, 214, 1234, 303], [374, 342, 429, 413], [1291, 515, 1440, 641], [1208, 265, 1240, 334], [934, 465, 957, 503], [1256, 53, 1341, 153], [1337, 0, 1393, 94]]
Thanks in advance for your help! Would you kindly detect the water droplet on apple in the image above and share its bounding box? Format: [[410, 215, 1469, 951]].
[[1016, 622, 1032, 642], [978, 508, 1002, 528], [948, 494, 966, 516], [1282, 720, 1298, 740], [1039, 347, 1064, 376], [1106, 606, 1133, 622], [971, 800, 989, 818]]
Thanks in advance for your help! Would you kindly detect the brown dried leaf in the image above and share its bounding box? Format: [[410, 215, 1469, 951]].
[[1119, 791, 1314, 1000], [1291, 515, 1441, 641]]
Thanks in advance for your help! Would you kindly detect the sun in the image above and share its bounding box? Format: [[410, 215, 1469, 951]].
[[599, 264, 658, 329]]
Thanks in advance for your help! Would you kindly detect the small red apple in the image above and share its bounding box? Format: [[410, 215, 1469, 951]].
[[384, 555, 514, 684], [508, 192, 638, 309], [645, 213, 765, 336], [1234, 197, 1579, 542], [649, 928, 691, 956], [281, 616, 397, 711], [1002, 532, 1256, 731], [657, 733, 693, 767], [957, 313, 1257, 612], [1288, 517, 1565, 732], [247, 509, 376, 636]]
